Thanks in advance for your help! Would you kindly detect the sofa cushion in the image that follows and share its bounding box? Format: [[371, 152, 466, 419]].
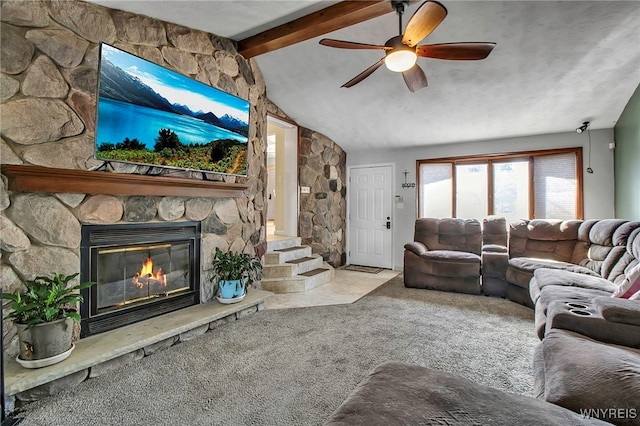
[[421, 250, 480, 262], [509, 219, 581, 263], [534, 329, 640, 425], [612, 263, 640, 298], [325, 361, 609, 426], [533, 268, 617, 293], [417, 250, 480, 278], [413, 218, 482, 255], [630, 227, 640, 260], [579, 221, 640, 280], [507, 257, 599, 290], [482, 215, 507, 246], [593, 296, 640, 326]]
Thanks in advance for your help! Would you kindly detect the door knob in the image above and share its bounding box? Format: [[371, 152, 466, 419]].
[[386, 216, 391, 229]]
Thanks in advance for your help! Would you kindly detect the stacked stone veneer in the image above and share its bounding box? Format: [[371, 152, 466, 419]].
[[0, 0, 268, 357], [298, 127, 347, 267]]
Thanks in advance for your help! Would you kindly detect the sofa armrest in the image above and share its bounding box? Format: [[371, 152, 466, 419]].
[[481, 245, 509, 298], [545, 299, 640, 347], [593, 296, 640, 326], [482, 244, 508, 254], [404, 241, 428, 256], [481, 246, 509, 278]]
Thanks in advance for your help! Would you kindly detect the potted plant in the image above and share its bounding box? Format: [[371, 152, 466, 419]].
[[2, 272, 95, 368], [209, 248, 263, 304]]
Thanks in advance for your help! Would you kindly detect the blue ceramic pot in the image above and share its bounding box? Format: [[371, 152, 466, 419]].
[[219, 279, 240, 299], [234, 277, 249, 297]]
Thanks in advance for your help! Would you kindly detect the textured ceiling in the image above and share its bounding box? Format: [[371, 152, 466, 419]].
[[91, 1, 640, 152]]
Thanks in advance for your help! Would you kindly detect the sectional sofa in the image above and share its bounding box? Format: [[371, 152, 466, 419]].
[[401, 216, 640, 424], [482, 218, 639, 306]]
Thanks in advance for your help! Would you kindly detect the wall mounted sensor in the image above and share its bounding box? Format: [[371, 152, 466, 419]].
[[576, 121, 590, 133], [577, 121, 594, 173]]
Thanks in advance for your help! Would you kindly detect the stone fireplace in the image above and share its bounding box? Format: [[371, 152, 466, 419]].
[[0, 0, 271, 358], [80, 221, 201, 337]]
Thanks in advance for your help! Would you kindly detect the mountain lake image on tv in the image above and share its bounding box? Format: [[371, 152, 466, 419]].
[[95, 43, 250, 175]]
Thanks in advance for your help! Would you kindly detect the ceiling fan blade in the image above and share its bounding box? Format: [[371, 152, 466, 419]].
[[341, 58, 386, 88], [319, 38, 389, 50], [402, 64, 428, 92], [402, 1, 448, 47], [416, 42, 496, 60]]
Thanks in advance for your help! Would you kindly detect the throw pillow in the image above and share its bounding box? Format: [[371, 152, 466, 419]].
[[630, 289, 640, 300], [612, 263, 640, 298]]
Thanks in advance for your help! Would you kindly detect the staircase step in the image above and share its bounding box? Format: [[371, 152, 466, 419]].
[[277, 246, 304, 252], [300, 268, 328, 277], [286, 256, 316, 265], [266, 237, 302, 252], [264, 245, 312, 265], [263, 255, 323, 278], [260, 264, 335, 294]]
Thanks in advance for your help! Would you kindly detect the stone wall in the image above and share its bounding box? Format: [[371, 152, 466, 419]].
[[0, 0, 267, 357], [264, 100, 348, 267], [298, 128, 347, 267]]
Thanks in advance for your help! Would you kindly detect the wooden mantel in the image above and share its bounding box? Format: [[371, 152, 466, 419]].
[[0, 165, 248, 198]]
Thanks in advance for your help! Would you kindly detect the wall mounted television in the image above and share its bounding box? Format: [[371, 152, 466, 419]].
[[95, 43, 250, 176]]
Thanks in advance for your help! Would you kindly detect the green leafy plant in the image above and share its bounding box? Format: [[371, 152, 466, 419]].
[[209, 248, 263, 295], [2, 273, 95, 329]]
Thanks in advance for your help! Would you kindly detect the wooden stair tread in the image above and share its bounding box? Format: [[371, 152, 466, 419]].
[[275, 246, 306, 252], [299, 268, 329, 277], [286, 256, 316, 265]]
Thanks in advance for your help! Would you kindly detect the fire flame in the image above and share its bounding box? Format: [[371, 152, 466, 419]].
[[132, 257, 167, 288]]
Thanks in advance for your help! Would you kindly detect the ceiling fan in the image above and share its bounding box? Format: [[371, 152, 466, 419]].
[[319, 0, 496, 92]]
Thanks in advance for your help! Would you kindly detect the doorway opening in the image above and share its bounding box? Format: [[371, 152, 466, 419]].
[[266, 115, 299, 241]]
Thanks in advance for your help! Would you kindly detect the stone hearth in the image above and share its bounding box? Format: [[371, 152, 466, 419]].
[[5, 288, 271, 410]]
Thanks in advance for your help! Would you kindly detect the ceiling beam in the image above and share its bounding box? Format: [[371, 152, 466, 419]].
[[238, 1, 397, 58]]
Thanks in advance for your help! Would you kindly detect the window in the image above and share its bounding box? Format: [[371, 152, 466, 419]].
[[493, 160, 529, 223], [419, 163, 452, 218], [417, 148, 583, 221], [456, 163, 488, 219]]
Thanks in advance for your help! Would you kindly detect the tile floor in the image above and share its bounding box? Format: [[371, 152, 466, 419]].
[[264, 220, 400, 309], [262, 268, 400, 310]]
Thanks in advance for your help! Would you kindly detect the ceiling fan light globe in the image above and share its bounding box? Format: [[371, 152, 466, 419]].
[[384, 50, 417, 72]]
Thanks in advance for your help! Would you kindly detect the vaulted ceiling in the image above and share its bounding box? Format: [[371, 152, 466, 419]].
[[91, 1, 640, 152]]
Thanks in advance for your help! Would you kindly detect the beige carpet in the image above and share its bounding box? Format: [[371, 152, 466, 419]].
[[14, 274, 538, 426]]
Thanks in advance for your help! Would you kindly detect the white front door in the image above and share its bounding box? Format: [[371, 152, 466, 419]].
[[349, 165, 393, 269]]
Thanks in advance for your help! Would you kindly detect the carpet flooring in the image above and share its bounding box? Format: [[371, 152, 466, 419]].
[[14, 275, 538, 426]]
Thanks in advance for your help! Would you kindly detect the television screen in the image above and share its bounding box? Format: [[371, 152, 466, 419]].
[[95, 43, 250, 176]]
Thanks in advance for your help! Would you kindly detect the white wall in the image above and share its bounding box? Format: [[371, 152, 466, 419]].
[[346, 129, 616, 270], [268, 116, 299, 237]]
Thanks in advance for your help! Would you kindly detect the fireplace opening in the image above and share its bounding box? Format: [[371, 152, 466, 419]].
[[80, 222, 200, 337]]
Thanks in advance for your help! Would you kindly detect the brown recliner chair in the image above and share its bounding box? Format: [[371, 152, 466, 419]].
[[404, 218, 482, 294]]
